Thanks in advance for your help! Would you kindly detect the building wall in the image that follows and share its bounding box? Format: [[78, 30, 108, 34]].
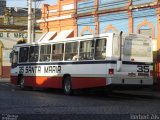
[[0, 30, 42, 78], [99, 11, 128, 33], [0, 5, 42, 78], [39, 0, 76, 36], [0, 0, 6, 16], [76, 0, 157, 36]]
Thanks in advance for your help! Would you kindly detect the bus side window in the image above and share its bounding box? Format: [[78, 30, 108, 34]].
[[95, 38, 106, 60], [52, 43, 64, 61], [65, 42, 78, 61], [40, 45, 51, 62], [29, 46, 39, 62], [79, 40, 94, 60], [19, 47, 29, 62]]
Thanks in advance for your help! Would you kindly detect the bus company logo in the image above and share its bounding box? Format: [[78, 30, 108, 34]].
[[128, 72, 136, 77]]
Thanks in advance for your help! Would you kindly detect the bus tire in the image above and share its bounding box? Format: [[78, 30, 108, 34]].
[[19, 76, 25, 90], [63, 76, 73, 95]]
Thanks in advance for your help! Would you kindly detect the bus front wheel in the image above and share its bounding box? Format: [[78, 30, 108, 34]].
[[63, 76, 73, 95]]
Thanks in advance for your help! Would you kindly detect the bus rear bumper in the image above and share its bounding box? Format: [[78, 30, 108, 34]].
[[107, 78, 153, 85]]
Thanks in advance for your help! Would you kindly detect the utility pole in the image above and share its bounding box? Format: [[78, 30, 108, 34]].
[[32, 0, 36, 42], [28, 0, 32, 43]]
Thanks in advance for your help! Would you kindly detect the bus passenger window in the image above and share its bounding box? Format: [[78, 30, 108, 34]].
[[19, 47, 29, 62], [65, 42, 78, 61], [29, 46, 39, 62], [79, 40, 94, 60], [40, 45, 51, 62], [52, 43, 64, 61], [95, 38, 106, 60]]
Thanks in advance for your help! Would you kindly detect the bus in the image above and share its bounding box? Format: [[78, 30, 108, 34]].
[[10, 32, 153, 95]]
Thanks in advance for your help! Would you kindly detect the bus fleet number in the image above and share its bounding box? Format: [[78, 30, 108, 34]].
[[137, 65, 149, 73]]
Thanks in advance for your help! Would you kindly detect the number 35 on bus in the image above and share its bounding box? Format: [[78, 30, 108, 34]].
[[9, 32, 153, 95]]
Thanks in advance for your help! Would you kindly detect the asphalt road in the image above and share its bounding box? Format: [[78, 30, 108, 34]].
[[0, 82, 160, 120]]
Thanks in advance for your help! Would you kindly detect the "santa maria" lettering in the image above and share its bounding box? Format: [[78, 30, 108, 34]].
[[44, 66, 61, 73]]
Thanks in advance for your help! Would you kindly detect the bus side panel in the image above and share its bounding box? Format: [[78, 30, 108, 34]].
[[72, 77, 106, 89], [24, 76, 62, 88], [10, 76, 18, 85]]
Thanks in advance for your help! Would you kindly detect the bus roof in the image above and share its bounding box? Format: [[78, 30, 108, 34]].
[[14, 33, 114, 47], [13, 32, 151, 47]]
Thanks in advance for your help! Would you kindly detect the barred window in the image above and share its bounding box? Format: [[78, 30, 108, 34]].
[[95, 38, 106, 60], [29, 46, 39, 62], [79, 40, 94, 60], [65, 42, 78, 61], [40, 45, 51, 62], [52, 43, 64, 61]]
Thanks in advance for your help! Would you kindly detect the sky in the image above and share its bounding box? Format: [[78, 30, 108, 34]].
[[7, 0, 57, 8]]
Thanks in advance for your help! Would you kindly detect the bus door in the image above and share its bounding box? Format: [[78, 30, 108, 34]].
[[10, 50, 18, 73]]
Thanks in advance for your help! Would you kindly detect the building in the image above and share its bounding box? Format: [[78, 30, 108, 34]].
[[0, 0, 6, 15], [0, 0, 6, 25], [37, 0, 76, 42], [38, 0, 160, 88], [0, 6, 42, 78]]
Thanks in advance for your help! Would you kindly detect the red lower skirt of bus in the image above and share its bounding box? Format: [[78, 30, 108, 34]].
[[10, 76, 106, 89]]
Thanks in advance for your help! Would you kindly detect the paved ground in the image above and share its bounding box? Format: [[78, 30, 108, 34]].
[[0, 78, 160, 120]]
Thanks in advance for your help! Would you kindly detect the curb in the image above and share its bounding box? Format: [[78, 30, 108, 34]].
[[0, 78, 10, 83]]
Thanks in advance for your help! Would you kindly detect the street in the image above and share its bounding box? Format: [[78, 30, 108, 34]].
[[0, 81, 160, 120]]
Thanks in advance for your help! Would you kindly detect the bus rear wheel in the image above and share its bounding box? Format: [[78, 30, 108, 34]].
[[63, 76, 73, 95]]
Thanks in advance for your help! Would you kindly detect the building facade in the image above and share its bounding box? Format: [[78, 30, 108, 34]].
[[0, 0, 6, 16], [38, 0, 160, 87], [37, 0, 77, 42], [0, 29, 42, 78], [0, 6, 42, 78]]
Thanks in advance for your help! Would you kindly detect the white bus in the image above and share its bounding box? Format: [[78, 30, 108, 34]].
[[10, 32, 153, 94]]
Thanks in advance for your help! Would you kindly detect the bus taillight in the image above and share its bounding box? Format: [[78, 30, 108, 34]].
[[150, 70, 153, 76], [108, 69, 114, 75]]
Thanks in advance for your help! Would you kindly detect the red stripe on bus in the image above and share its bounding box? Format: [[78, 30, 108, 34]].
[[72, 77, 106, 89], [24, 76, 62, 88], [10, 76, 106, 89], [11, 76, 18, 85]]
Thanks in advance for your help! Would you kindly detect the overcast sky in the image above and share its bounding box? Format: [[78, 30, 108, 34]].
[[7, 0, 57, 8]]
